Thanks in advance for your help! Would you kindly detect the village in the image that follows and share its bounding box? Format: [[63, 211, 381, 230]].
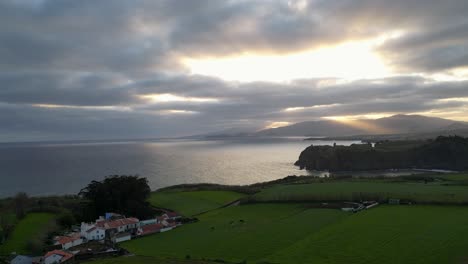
[[9, 211, 182, 264], [6, 197, 382, 264]]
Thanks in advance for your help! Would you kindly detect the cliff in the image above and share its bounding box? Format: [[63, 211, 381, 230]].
[[295, 136, 468, 171]]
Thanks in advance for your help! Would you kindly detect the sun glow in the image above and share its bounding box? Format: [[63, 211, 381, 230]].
[[322, 113, 394, 122], [264, 121, 291, 129], [141, 93, 219, 103], [284, 103, 341, 112], [158, 109, 198, 115], [184, 39, 393, 82], [322, 114, 396, 134]]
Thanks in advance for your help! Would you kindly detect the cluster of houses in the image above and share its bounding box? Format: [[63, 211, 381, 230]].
[[9, 212, 182, 264]]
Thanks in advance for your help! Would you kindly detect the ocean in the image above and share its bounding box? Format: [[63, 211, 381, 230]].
[[0, 137, 359, 197]]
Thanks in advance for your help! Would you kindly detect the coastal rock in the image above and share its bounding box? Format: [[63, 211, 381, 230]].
[[295, 136, 468, 171]]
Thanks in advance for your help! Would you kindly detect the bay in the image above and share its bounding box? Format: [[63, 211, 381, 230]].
[[0, 138, 359, 197]]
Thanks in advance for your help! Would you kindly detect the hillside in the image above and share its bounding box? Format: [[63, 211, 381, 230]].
[[256, 114, 468, 137], [295, 136, 468, 171]]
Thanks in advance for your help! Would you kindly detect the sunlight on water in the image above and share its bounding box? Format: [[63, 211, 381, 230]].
[[0, 138, 359, 197]]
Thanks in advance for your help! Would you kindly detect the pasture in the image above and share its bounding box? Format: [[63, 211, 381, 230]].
[[0, 213, 55, 255], [266, 205, 468, 264], [88, 255, 221, 264], [122, 203, 347, 262], [149, 190, 246, 216], [253, 180, 468, 204]]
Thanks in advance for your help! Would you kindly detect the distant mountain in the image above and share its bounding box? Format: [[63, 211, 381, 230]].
[[256, 114, 468, 137], [183, 127, 255, 139]]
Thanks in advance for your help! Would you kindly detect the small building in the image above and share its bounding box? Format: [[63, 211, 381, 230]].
[[137, 223, 164, 236], [95, 217, 139, 232], [10, 255, 32, 264], [163, 212, 181, 220], [139, 219, 157, 227], [80, 215, 139, 241], [82, 226, 106, 241], [43, 250, 74, 264], [156, 216, 167, 225], [54, 233, 83, 250], [111, 232, 131, 243], [389, 198, 400, 205]]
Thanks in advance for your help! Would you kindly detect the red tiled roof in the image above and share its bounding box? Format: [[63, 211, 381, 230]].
[[44, 250, 74, 263], [141, 223, 163, 235], [95, 217, 139, 229], [56, 235, 81, 245], [165, 212, 179, 217]]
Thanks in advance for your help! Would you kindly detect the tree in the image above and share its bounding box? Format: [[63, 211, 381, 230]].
[[57, 211, 76, 228], [78, 175, 154, 220], [13, 192, 29, 219]]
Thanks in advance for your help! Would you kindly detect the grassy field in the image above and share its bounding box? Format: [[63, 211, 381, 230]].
[[87, 255, 222, 264], [253, 180, 468, 203], [266, 205, 468, 264], [122, 204, 347, 262], [149, 190, 246, 216], [437, 172, 468, 183], [0, 213, 55, 255]]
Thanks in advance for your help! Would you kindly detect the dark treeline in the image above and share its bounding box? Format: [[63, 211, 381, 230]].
[[295, 136, 468, 171], [1, 175, 156, 254], [79, 175, 156, 220]]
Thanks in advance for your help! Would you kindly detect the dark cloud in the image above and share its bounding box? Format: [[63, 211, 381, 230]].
[[380, 22, 468, 72], [0, 72, 139, 106]]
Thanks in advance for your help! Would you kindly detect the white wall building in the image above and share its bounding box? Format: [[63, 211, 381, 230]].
[[80, 225, 105, 241], [55, 234, 84, 250]]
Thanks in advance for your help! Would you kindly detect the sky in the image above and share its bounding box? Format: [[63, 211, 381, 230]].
[[1, 0, 468, 142]]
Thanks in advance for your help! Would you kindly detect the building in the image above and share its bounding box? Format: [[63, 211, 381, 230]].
[[155, 212, 181, 226], [111, 232, 131, 243], [137, 223, 164, 236], [43, 250, 74, 264], [54, 233, 83, 250], [10, 255, 32, 264], [139, 219, 157, 226], [163, 212, 181, 220], [80, 225, 106, 241], [96, 217, 139, 233], [80, 214, 139, 242]]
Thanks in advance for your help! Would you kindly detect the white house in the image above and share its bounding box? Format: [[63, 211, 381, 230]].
[[43, 250, 74, 264], [80, 224, 106, 241], [80, 216, 139, 241]]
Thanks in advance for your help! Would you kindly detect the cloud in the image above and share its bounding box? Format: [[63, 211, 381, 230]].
[[1, 0, 468, 141], [0, 72, 139, 106]]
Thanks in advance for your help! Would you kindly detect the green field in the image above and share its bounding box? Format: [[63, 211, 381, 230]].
[[122, 204, 347, 262], [0, 213, 55, 255], [253, 180, 468, 203], [266, 205, 468, 264], [121, 205, 468, 264], [87, 255, 221, 264], [149, 190, 246, 216], [437, 172, 468, 183]]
